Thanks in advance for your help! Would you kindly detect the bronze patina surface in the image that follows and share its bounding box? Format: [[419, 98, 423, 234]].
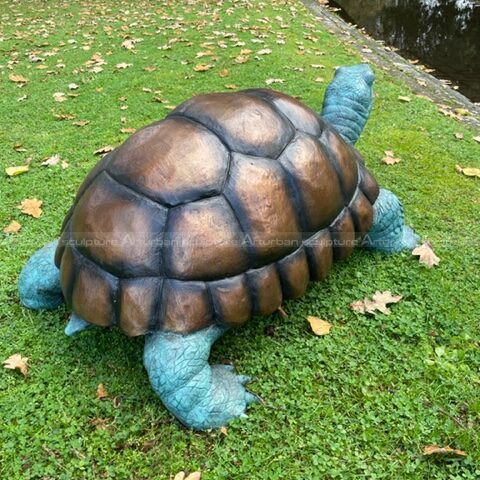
[[55, 89, 379, 336]]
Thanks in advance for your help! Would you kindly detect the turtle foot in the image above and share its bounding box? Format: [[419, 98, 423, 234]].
[[18, 241, 64, 309], [65, 313, 92, 336], [363, 189, 420, 253], [144, 326, 259, 430]]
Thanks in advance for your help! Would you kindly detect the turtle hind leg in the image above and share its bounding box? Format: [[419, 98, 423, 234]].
[[18, 241, 64, 309], [143, 325, 259, 430], [363, 188, 420, 253]]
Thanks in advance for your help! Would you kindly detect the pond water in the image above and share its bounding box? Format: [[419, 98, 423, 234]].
[[327, 0, 480, 102]]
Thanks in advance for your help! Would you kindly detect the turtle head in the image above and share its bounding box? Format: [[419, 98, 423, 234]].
[[334, 63, 375, 90], [321, 64, 375, 145]]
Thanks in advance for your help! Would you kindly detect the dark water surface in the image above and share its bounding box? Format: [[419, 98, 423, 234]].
[[327, 0, 480, 102]]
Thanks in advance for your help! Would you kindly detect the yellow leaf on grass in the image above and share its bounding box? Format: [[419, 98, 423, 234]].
[[423, 445, 467, 457], [219, 68, 230, 78], [18, 198, 43, 218], [3, 354, 28, 376], [398, 96, 411, 102], [96, 383, 109, 400], [5, 165, 29, 176], [412, 242, 440, 268], [3, 220, 22, 234], [456, 165, 480, 178], [307, 316, 332, 336], [224, 84, 238, 89], [120, 127, 137, 134], [9, 74, 28, 83]]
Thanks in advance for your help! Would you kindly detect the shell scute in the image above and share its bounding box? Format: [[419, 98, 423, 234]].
[[278, 132, 344, 233], [172, 92, 295, 158], [164, 196, 249, 281], [108, 117, 229, 206], [224, 153, 302, 267], [71, 172, 167, 278]]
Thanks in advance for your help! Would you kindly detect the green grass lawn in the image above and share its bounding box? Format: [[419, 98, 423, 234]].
[[1, 1, 480, 478]]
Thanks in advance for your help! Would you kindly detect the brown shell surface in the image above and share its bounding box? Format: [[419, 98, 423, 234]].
[[56, 89, 379, 336]]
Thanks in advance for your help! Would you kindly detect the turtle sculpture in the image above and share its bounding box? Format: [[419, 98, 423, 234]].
[[19, 64, 419, 430]]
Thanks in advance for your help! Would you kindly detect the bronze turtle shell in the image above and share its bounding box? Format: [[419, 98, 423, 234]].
[[55, 89, 379, 336]]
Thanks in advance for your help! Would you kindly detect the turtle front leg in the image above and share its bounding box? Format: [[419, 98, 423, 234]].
[[18, 240, 64, 309], [363, 188, 420, 252], [143, 325, 259, 430]]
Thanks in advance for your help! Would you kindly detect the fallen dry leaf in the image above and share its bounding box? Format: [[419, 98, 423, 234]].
[[265, 78, 284, 85], [3, 220, 22, 234], [68, 83, 79, 90], [13, 143, 27, 152], [398, 96, 411, 103], [122, 39, 135, 50], [174, 473, 201, 480], [412, 242, 440, 268], [5, 165, 29, 176], [54, 112, 75, 120], [234, 54, 249, 64], [18, 198, 43, 218], [455, 165, 480, 179], [53, 92, 67, 102], [351, 291, 403, 315], [219, 68, 230, 78], [307, 316, 332, 336], [257, 48, 272, 55], [120, 127, 136, 134], [382, 150, 401, 165], [193, 64, 212, 72], [90, 418, 109, 430], [474, 136, 480, 144], [9, 74, 28, 83], [42, 154, 62, 166], [3, 354, 28, 376], [454, 132, 464, 140], [96, 383, 109, 400], [94, 145, 114, 155], [72, 120, 89, 127], [224, 84, 238, 89], [423, 445, 467, 457], [116, 62, 132, 69]]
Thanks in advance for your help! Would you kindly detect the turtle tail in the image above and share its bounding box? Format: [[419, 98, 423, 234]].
[[321, 64, 375, 145]]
